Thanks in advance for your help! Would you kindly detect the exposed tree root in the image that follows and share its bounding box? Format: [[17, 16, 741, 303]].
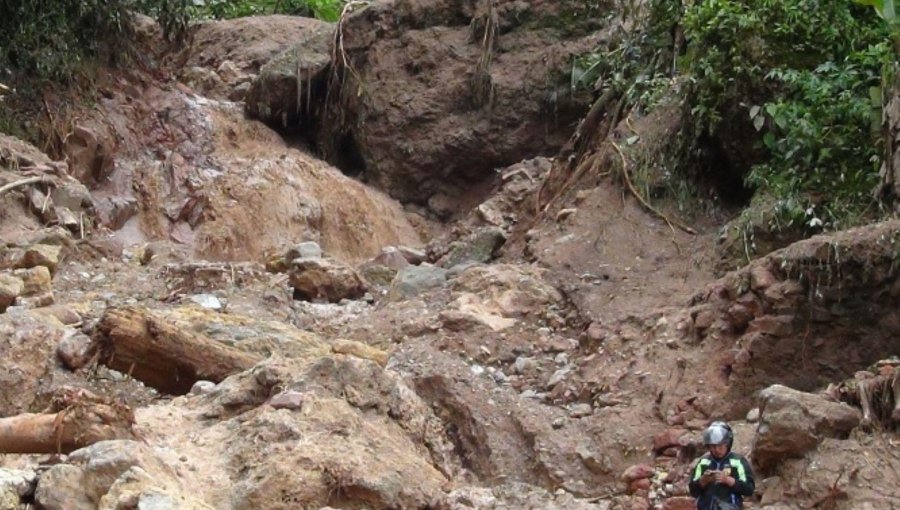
[[611, 141, 697, 235], [0, 176, 50, 197]]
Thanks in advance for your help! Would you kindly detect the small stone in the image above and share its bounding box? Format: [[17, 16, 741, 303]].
[[547, 367, 570, 388], [188, 294, 222, 310], [568, 403, 593, 418], [189, 381, 216, 396], [57, 332, 95, 371], [286, 241, 322, 260], [514, 356, 536, 374], [745, 407, 760, 423], [269, 390, 305, 410], [551, 417, 565, 429]]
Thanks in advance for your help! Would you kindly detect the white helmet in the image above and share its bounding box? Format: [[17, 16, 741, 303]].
[[702, 421, 733, 450]]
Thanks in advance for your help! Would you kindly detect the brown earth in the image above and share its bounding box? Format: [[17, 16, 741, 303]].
[[0, 5, 898, 510]]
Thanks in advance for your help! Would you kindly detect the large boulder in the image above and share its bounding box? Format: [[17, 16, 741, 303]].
[[186, 15, 331, 100], [289, 257, 368, 302], [244, 21, 333, 126], [751, 384, 860, 472], [308, 0, 608, 203]]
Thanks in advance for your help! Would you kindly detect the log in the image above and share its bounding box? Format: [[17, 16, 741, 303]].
[[0, 391, 134, 454], [94, 306, 261, 394]]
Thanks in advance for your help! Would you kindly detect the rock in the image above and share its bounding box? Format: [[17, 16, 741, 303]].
[[747, 407, 760, 423], [34, 464, 94, 510], [190, 380, 216, 396], [35, 440, 210, 510], [621, 464, 654, 483], [20, 244, 62, 274], [568, 403, 593, 418], [289, 258, 367, 303], [95, 196, 138, 230], [750, 265, 778, 291], [439, 227, 507, 268], [13, 265, 52, 297], [388, 265, 448, 301], [269, 390, 306, 410], [244, 22, 333, 126], [187, 293, 223, 311], [747, 315, 794, 337], [371, 246, 410, 271], [286, 241, 323, 260], [627, 477, 651, 495], [360, 263, 398, 288], [547, 368, 570, 388], [652, 429, 688, 454], [57, 331, 95, 371], [752, 384, 861, 472], [332, 338, 389, 367], [307, 0, 604, 203], [63, 124, 115, 186], [0, 274, 23, 312], [0, 468, 36, 509], [397, 246, 426, 265]]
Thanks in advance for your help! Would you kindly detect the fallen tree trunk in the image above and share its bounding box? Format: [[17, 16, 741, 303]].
[[0, 391, 134, 454], [94, 306, 262, 395]]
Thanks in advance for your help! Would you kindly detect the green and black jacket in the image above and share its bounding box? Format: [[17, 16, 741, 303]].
[[688, 451, 755, 509]]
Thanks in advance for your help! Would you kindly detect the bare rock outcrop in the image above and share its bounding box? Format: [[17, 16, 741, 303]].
[[309, 0, 607, 204], [666, 221, 900, 419]]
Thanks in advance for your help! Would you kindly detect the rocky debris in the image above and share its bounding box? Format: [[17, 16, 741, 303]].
[[0, 274, 22, 312], [308, 0, 604, 204], [162, 261, 267, 295], [288, 257, 368, 302], [398, 246, 427, 265], [447, 482, 612, 509], [388, 264, 448, 301], [1, 135, 96, 242], [0, 243, 62, 274], [752, 384, 860, 473], [450, 263, 562, 319], [0, 312, 70, 415], [0, 469, 36, 509], [332, 338, 389, 367], [244, 20, 332, 126], [438, 226, 507, 268], [34, 440, 211, 510]]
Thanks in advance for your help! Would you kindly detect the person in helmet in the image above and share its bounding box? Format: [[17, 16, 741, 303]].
[[688, 421, 755, 510]]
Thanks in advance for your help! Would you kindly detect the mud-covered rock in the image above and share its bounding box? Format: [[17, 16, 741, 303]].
[[752, 384, 860, 472]]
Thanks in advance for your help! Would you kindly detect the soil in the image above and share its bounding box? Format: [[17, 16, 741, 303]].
[[0, 6, 898, 510]]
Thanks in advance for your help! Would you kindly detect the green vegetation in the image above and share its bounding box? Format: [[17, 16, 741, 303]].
[[196, 0, 345, 22], [573, 0, 896, 242]]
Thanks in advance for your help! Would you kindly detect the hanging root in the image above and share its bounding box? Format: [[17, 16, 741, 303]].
[[611, 141, 697, 235], [470, 0, 498, 109]]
